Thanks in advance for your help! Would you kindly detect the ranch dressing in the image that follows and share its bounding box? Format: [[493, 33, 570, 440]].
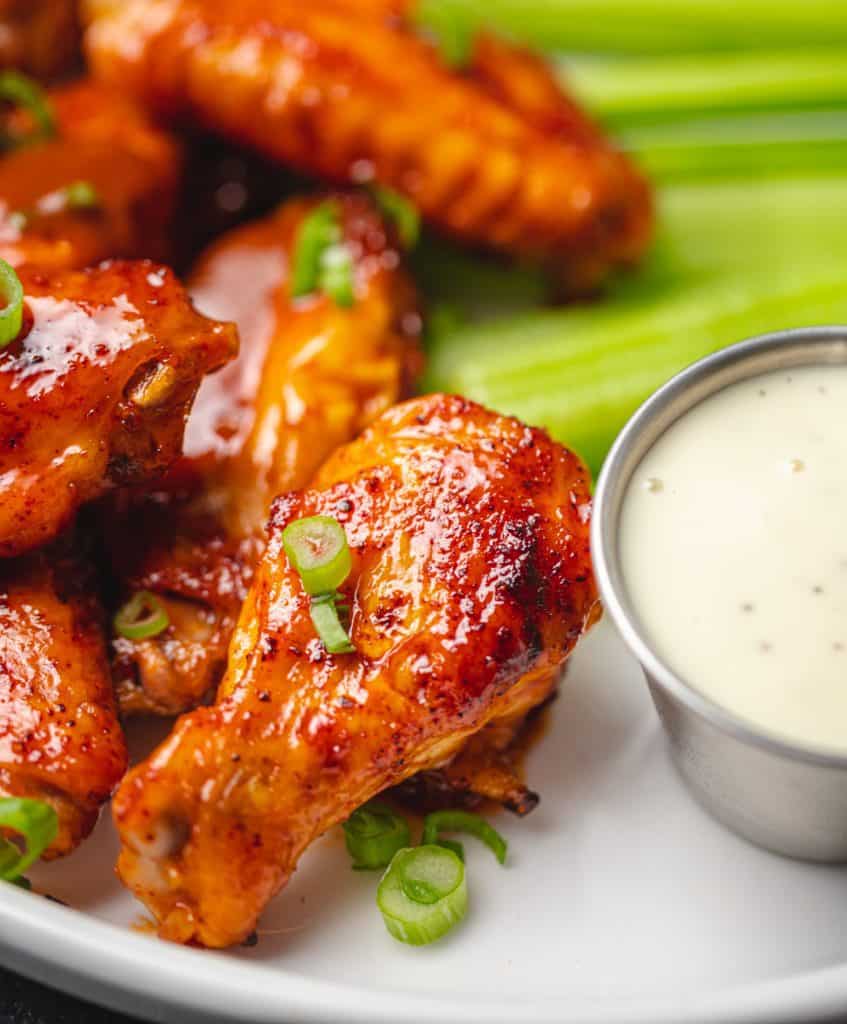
[[620, 364, 847, 752]]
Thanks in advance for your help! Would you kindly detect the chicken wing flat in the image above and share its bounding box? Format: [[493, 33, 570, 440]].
[[0, 79, 181, 271], [108, 193, 421, 715], [0, 537, 126, 857], [0, 260, 236, 558], [0, 0, 78, 80], [112, 394, 598, 947], [83, 0, 652, 291]]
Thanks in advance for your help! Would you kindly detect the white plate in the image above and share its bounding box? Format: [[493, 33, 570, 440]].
[[4, 619, 847, 1024]]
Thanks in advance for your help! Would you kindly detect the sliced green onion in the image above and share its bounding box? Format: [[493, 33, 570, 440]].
[[291, 202, 341, 298], [113, 590, 170, 641], [0, 71, 56, 150], [0, 798, 58, 882], [0, 259, 24, 350], [319, 243, 355, 308], [377, 845, 467, 945], [62, 180, 101, 212], [282, 516, 352, 596], [309, 595, 355, 655], [371, 186, 420, 249], [422, 810, 508, 865], [434, 837, 465, 862], [291, 202, 356, 307], [343, 803, 411, 870]]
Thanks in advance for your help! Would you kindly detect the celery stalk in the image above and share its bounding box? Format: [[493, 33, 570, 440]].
[[425, 271, 847, 476], [563, 51, 847, 124], [422, 177, 847, 475], [416, 0, 847, 55], [623, 111, 847, 182]]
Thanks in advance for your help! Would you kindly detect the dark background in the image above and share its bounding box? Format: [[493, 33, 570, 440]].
[[0, 969, 141, 1024]]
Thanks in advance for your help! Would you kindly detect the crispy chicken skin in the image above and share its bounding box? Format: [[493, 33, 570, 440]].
[[83, 0, 652, 291], [108, 193, 421, 715], [0, 261, 236, 558], [0, 0, 79, 80], [0, 80, 181, 272], [0, 538, 127, 857], [113, 394, 598, 947]]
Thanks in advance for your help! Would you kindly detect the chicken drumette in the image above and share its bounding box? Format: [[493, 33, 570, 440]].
[[83, 0, 652, 292], [0, 537, 127, 857], [0, 260, 236, 558], [0, 79, 180, 272], [107, 193, 421, 715], [113, 394, 598, 948]]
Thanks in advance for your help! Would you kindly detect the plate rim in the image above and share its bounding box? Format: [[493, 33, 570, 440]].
[[3, 881, 847, 1024]]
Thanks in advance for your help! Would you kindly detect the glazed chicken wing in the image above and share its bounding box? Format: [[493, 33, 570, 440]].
[[0, 80, 181, 271], [0, 0, 78, 80], [108, 193, 421, 715], [113, 394, 598, 947], [0, 260, 236, 558], [83, 0, 652, 291], [0, 536, 126, 857]]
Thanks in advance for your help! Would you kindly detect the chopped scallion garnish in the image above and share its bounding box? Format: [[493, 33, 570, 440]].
[[344, 803, 411, 870], [319, 242, 355, 308], [113, 590, 170, 641], [309, 595, 355, 654], [0, 798, 58, 884], [282, 516, 352, 595], [62, 180, 101, 212], [371, 186, 420, 249], [377, 845, 467, 945], [283, 515, 356, 653], [0, 71, 56, 151], [291, 202, 356, 308], [0, 259, 24, 350], [422, 809, 508, 864]]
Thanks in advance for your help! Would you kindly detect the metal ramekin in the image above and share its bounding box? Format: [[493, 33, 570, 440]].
[[592, 325, 847, 862]]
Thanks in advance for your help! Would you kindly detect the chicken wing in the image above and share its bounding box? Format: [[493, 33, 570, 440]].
[[0, 0, 79, 80], [0, 534, 127, 857], [112, 394, 598, 947], [83, 0, 652, 292], [108, 193, 421, 715], [0, 79, 181, 271], [0, 260, 236, 558]]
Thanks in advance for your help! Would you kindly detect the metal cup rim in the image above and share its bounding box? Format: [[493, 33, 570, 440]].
[[592, 324, 847, 770]]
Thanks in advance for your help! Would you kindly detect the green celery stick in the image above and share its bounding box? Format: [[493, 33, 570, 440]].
[[623, 111, 847, 182], [416, 0, 847, 55], [562, 51, 847, 124]]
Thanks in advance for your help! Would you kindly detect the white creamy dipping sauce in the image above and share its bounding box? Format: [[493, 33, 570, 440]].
[[620, 363, 847, 752]]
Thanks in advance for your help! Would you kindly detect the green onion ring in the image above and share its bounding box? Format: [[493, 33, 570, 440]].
[[344, 803, 411, 870], [0, 798, 58, 882], [291, 202, 342, 300], [113, 590, 170, 641], [371, 186, 420, 249], [319, 242, 355, 308], [282, 516, 352, 596], [309, 596, 355, 654], [0, 259, 24, 349], [422, 809, 508, 864], [62, 180, 101, 212], [377, 845, 467, 945], [0, 71, 56, 150]]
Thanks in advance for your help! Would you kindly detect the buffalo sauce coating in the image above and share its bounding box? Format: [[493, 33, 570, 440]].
[[0, 0, 79, 80], [0, 260, 237, 558], [112, 394, 597, 947], [107, 193, 421, 716], [84, 0, 652, 292], [0, 543, 127, 856], [0, 79, 181, 272]]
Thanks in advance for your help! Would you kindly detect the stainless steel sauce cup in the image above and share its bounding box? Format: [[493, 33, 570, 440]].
[[592, 325, 847, 862]]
